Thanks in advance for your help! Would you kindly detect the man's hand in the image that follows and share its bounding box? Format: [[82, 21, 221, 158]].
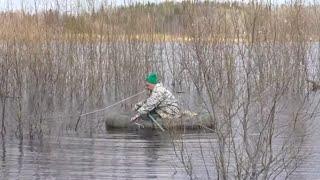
[[133, 103, 142, 111], [130, 114, 140, 122]]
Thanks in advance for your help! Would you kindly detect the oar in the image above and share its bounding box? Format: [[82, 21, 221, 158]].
[[148, 114, 165, 132]]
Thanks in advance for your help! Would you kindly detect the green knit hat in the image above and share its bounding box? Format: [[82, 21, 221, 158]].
[[145, 72, 158, 84]]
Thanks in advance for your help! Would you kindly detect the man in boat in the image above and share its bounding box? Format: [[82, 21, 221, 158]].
[[130, 72, 181, 123]]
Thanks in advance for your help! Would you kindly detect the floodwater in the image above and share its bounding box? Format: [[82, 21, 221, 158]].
[[0, 127, 320, 180]]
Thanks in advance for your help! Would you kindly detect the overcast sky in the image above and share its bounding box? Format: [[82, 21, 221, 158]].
[[0, 0, 316, 13]]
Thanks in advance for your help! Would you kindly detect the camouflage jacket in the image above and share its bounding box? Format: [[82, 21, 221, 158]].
[[136, 83, 181, 119]]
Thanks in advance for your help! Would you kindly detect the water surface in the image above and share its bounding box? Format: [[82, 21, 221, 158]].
[[1, 128, 320, 179]]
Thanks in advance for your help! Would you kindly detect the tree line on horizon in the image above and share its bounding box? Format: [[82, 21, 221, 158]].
[[0, 1, 319, 42]]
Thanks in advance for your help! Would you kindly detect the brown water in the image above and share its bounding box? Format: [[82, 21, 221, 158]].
[[0, 128, 319, 180]]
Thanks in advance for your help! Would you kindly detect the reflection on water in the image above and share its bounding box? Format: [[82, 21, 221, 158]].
[[0, 128, 320, 179], [0, 130, 184, 179]]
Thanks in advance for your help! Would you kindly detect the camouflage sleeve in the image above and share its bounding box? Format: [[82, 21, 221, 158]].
[[133, 101, 145, 111], [137, 89, 165, 115]]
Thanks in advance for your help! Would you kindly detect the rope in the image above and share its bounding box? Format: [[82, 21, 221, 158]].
[[79, 90, 146, 117]]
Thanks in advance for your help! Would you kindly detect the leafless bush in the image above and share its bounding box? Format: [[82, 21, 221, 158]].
[[0, 1, 319, 178], [169, 1, 320, 179]]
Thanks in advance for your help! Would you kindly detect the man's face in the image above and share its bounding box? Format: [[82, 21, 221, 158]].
[[145, 82, 155, 91]]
